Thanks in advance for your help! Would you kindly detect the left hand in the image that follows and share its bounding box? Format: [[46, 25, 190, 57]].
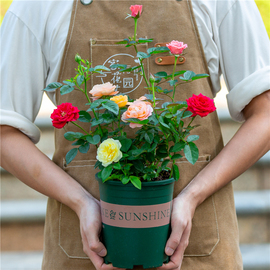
[[158, 194, 196, 270]]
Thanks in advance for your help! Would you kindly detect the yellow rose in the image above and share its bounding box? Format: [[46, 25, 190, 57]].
[[97, 139, 122, 167], [110, 95, 128, 108]]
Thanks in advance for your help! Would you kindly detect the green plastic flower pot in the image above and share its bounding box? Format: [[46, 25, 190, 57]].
[[96, 175, 175, 269]]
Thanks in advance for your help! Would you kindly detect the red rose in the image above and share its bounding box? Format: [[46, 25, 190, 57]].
[[186, 94, 216, 117], [130, 5, 143, 18], [50, 103, 80, 129]]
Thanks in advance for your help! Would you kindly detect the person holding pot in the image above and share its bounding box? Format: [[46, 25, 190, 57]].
[[1, 0, 269, 269]]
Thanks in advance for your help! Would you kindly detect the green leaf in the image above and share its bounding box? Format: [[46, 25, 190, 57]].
[[180, 70, 196, 81], [79, 143, 90, 154], [94, 65, 110, 71], [168, 79, 178, 86], [64, 132, 84, 141], [161, 159, 170, 170], [132, 159, 144, 172], [147, 46, 170, 55], [120, 138, 132, 152], [63, 80, 76, 87], [90, 99, 106, 109], [91, 118, 104, 126], [44, 82, 63, 92], [170, 141, 185, 152], [66, 148, 78, 165], [171, 154, 182, 160], [76, 75, 85, 86], [137, 51, 151, 59], [187, 135, 199, 142], [122, 176, 130, 184], [86, 135, 100, 145], [182, 111, 193, 119], [94, 161, 102, 169], [110, 64, 127, 70], [101, 165, 113, 182], [154, 71, 167, 78], [102, 100, 119, 115], [126, 118, 149, 125], [130, 176, 141, 190], [116, 40, 129, 44], [138, 38, 153, 43], [72, 139, 86, 146], [78, 111, 91, 122], [144, 132, 154, 144], [60, 85, 74, 95], [184, 142, 199, 165], [191, 74, 209, 81], [172, 164, 180, 180], [158, 117, 170, 129], [113, 163, 122, 170], [172, 70, 187, 77]]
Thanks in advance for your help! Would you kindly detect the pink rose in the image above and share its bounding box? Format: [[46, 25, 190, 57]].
[[130, 5, 143, 18], [50, 103, 80, 129], [89, 82, 118, 100], [166, 40, 188, 55], [186, 93, 216, 117], [121, 100, 153, 128]]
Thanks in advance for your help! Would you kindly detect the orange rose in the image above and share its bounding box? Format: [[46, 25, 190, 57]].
[[121, 100, 153, 128], [89, 82, 118, 100], [110, 95, 128, 108]]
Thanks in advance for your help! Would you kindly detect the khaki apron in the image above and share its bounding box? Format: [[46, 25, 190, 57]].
[[42, 0, 243, 269]]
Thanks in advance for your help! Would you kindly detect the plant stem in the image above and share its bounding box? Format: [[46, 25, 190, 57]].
[[172, 56, 178, 102], [133, 18, 138, 42], [71, 121, 90, 135], [187, 116, 196, 127], [83, 79, 104, 136]]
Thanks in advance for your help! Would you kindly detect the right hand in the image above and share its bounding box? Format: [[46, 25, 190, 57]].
[[78, 195, 125, 270]]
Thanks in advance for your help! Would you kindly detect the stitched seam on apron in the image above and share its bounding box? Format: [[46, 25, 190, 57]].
[[184, 195, 220, 257], [58, 203, 89, 259], [59, 0, 79, 82], [186, 0, 214, 93]]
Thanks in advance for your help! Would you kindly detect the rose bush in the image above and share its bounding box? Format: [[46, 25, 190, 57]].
[[186, 93, 216, 117], [45, 4, 216, 188], [50, 102, 80, 129]]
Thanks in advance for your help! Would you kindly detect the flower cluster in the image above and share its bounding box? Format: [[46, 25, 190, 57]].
[[45, 4, 216, 189]]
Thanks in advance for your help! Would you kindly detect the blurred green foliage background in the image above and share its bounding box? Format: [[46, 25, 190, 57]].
[[0, 0, 269, 36]]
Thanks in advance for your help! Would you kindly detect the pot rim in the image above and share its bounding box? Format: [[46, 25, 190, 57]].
[[96, 174, 175, 186]]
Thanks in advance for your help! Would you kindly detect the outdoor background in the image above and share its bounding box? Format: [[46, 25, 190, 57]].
[[1, 1, 270, 270]]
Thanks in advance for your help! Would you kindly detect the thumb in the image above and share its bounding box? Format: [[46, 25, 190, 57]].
[[88, 237, 107, 257], [165, 222, 185, 256]]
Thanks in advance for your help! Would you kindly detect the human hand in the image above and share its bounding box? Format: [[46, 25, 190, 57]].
[[78, 195, 125, 270], [158, 194, 196, 270]]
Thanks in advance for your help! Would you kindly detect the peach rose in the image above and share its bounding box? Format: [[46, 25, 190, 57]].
[[166, 40, 188, 55], [89, 82, 118, 100], [121, 100, 153, 128], [110, 95, 128, 108]]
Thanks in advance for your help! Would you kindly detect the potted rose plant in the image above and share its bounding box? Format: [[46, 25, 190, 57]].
[[44, 4, 216, 269]]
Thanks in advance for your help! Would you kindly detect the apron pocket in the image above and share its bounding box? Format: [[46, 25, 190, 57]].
[[58, 156, 219, 258], [59, 159, 99, 259], [173, 155, 220, 256], [89, 39, 149, 99]]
